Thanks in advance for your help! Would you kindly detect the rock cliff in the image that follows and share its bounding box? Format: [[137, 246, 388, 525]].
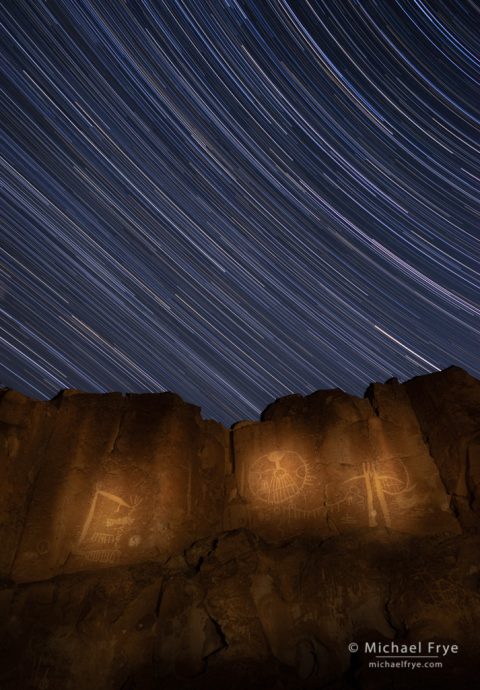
[[0, 366, 479, 689]]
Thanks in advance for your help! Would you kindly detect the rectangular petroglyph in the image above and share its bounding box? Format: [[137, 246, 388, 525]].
[[242, 448, 419, 533], [82, 549, 120, 564], [77, 488, 141, 563], [91, 532, 116, 545]]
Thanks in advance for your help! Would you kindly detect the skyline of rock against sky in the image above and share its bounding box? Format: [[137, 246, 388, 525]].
[[0, 1, 478, 426]]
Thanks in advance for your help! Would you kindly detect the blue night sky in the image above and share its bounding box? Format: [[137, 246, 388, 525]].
[[1, 1, 478, 425]]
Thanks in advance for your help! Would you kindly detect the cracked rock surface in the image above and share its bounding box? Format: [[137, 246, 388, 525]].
[[0, 367, 479, 688]]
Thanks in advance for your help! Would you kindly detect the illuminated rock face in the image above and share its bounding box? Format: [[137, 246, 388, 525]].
[[1, 390, 228, 582], [0, 368, 479, 688], [228, 382, 460, 540], [1, 368, 479, 583]]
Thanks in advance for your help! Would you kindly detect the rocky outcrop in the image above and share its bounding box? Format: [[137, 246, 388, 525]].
[[1, 390, 228, 583], [0, 367, 479, 689], [228, 380, 459, 540], [404, 367, 480, 532], [1, 528, 478, 690]]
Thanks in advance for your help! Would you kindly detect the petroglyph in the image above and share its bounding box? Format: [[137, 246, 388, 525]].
[[326, 459, 415, 527], [105, 516, 134, 528], [245, 449, 420, 533], [91, 532, 116, 545], [248, 451, 308, 505], [77, 487, 143, 564], [242, 450, 329, 538], [83, 549, 120, 564], [78, 490, 130, 545]]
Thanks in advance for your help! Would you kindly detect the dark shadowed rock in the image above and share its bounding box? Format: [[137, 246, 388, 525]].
[[0, 529, 478, 690], [0, 390, 52, 578], [404, 367, 480, 532]]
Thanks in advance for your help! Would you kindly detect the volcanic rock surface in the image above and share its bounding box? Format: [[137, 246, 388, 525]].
[[0, 366, 479, 689]]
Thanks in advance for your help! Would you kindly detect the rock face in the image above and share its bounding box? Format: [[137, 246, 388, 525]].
[[228, 382, 458, 540], [404, 367, 480, 532], [0, 367, 479, 689], [1, 391, 228, 583]]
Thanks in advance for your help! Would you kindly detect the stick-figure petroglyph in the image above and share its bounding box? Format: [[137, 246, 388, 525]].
[[326, 459, 415, 527]]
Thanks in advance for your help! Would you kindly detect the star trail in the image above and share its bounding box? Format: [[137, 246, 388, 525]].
[[0, 1, 479, 425]]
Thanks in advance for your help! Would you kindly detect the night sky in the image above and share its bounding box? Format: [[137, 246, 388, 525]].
[[1, 1, 478, 426]]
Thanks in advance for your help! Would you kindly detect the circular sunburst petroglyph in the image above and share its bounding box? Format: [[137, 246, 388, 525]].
[[248, 450, 308, 505]]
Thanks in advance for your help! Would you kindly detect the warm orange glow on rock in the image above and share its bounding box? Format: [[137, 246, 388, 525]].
[[1, 368, 479, 689], [229, 383, 459, 540]]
